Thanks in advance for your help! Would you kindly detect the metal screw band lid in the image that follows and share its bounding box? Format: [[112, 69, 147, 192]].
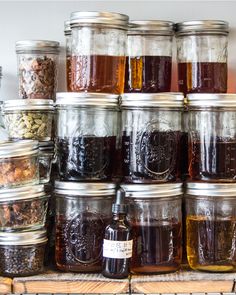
[[2, 99, 54, 111], [186, 182, 236, 197], [64, 20, 72, 35], [16, 40, 60, 53], [128, 20, 174, 35], [0, 229, 47, 245], [187, 93, 236, 108], [0, 140, 38, 158], [70, 11, 129, 30]]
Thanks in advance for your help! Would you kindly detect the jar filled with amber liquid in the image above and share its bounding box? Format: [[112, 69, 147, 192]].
[[186, 182, 236, 272], [125, 20, 174, 93], [176, 20, 229, 96], [64, 20, 72, 91], [70, 11, 128, 94], [122, 183, 182, 274], [187, 93, 236, 182]]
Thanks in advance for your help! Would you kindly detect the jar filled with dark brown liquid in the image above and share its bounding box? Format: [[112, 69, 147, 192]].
[[55, 92, 119, 182], [186, 182, 236, 272], [54, 181, 115, 272], [125, 20, 174, 93], [121, 93, 184, 183], [187, 93, 236, 182], [176, 20, 229, 96], [64, 20, 72, 91], [122, 183, 182, 274], [70, 11, 128, 95]]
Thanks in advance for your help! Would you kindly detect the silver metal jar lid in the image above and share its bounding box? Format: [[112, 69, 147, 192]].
[[2, 99, 55, 111], [186, 182, 236, 197], [0, 229, 47, 246], [16, 40, 60, 53], [39, 141, 54, 152], [128, 20, 174, 35], [54, 181, 116, 196], [0, 184, 46, 202], [187, 93, 236, 108], [64, 20, 72, 35], [175, 20, 229, 36], [121, 93, 184, 108], [56, 92, 119, 108], [70, 11, 129, 30], [0, 140, 38, 158], [121, 183, 183, 198]]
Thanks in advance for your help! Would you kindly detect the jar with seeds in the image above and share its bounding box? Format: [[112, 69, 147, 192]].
[[16, 40, 60, 100], [0, 230, 47, 277], [2, 99, 54, 141]]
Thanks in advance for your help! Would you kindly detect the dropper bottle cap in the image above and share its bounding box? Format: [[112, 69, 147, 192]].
[[112, 188, 127, 214]]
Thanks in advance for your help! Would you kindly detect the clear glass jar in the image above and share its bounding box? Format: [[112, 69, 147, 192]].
[[186, 182, 236, 272], [16, 40, 60, 100], [70, 11, 128, 94], [0, 140, 39, 188], [55, 92, 119, 181], [122, 183, 182, 274], [39, 141, 54, 184], [2, 99, 54, 141], [176, 20, 229, 96], [187, 93, 236, 182], [64, 20, 72, 91], [0, 230, 47, 277], [0, 184, 48, 231], [125, 21, 174, 93], [55, 181, 115, 272], [121, 93, 184, 183]]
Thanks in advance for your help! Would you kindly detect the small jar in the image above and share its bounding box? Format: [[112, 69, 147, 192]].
[[16, 40, 60, 100], [122, 183, 182, 274], [55, 92, 119, 181], [121, 93, 184, 183], [187, 93, 236, 182], [39, 141, 54, 183], [125, 20, 174, 93], [64, 20, 72, 91], [176, 20, 229, 96], [54, 181, 115, 272], [0, 230, 47, 277], [70, 11, 128, 94], [0, 140, 39, 188], [186, 182, 236, 272], [0, 184, 48, 231], [2, 99, 54, 141]]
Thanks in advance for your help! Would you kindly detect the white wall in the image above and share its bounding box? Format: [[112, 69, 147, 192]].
[[1, 0, 236, 99]]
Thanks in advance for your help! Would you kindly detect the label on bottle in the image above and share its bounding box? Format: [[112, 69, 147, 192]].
[[103, 239, 133, 259]]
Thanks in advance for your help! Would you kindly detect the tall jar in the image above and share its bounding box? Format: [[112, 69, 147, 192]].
[[55, 92, 119, 181], [186, 182, 236, 272], [70, 11, 128, 94], [16, 40, 60, 100], [187, 93, 236, 182], [54, 181, 115, 272], [122, 183, 182, 274], [125, 21, 174, 93], [121, 93, 184, 183], [176, 20, 229, 96], [64, 20, 72, 91]]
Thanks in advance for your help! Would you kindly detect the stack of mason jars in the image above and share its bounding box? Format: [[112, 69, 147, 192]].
[[0, 40, 60, 277]]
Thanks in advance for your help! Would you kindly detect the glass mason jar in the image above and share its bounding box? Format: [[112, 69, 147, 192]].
[[187, 93, 236, 182], [125, 20, 174, 93], [122, 183, 182, 274], [55, 92, 119, 181], [176, 20, 229, 96], [2, 99, 54, 141], [39, 141, 54, 184], [64, 20, 72, 91], [0, 140, 39, 188], [186, 182, 236, 272], [0, 229, 47, 277], [54, 181, 115, 272], [16, 40, 60, 100], [70, 11, 128, 94], [121, 93, 184, 183]]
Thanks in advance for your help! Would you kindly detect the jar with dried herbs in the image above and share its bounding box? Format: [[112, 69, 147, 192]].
[[0, 140, 39, 188], [16, 40, 60, 100], [2, 99, 54, 141], [0, 184, 49, 231]]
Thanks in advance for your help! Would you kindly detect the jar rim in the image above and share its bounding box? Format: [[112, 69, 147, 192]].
[[187, 93, 236, 108], [0, 184, 47, 201], [0, 140, 38, 158], [64, 20, 72, 35], [2, 99, 54, 111], [0, 229, 47, 245], [186, 182, 236, 197], [128, 20, 174, 35], [16, 40, 60, 53]]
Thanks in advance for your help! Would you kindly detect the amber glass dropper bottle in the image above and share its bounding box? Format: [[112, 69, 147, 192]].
[[102, 188, 132, 279]]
